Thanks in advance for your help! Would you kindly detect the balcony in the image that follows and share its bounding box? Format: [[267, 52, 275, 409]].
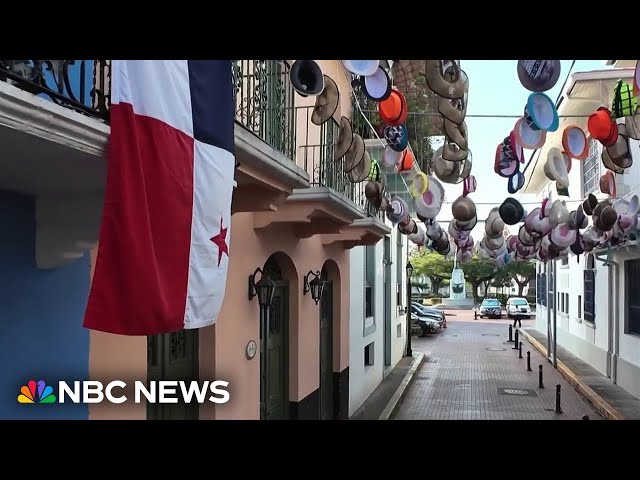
[[231, 60, 309, 214], [253, 104, 389, 244], [0, 60, 110, 268]]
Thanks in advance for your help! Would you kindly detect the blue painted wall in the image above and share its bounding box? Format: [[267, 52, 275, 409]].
[[0, 191, 89, 419]]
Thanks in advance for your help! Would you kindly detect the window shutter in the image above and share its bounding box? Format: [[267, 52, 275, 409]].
[[584, 269, 595, 323]]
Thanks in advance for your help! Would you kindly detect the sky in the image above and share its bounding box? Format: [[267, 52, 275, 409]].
[[433, 60, 608, 247]]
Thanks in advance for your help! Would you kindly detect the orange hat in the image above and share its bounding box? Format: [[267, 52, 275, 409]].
[[397, 148, 414, 172], [378, 88, 408, 126]]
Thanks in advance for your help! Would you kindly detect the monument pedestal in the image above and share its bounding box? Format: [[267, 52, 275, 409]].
[[442, 267, 474, 308]]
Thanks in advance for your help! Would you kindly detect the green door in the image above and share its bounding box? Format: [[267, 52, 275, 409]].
[[319, 274, 334, 420], [262, 283, 289, 420], [147, 329, 199, 420]]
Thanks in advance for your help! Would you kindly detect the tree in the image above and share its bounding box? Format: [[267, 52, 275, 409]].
[[460, 255, 496, 302], [506, 260, 536, 297], [410, 250, 454, 295]]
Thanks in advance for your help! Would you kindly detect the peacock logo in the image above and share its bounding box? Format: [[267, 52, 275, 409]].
[[18, 380, 57, 404]]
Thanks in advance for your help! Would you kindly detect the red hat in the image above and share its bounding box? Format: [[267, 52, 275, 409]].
[[587, 107, 618, 147]]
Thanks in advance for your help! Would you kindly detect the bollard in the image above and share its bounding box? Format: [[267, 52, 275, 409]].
[[527, 351, 532, 371], [538, 365, 544, 388], [508, 324, 513, 342], [512, 329, 519, 349], [582, 415, 589, 420], [519, 341, 523, 359], [555, 384, 562, 414]]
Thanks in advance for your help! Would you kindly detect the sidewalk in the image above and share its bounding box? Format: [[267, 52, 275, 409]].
[[394, 317, 602, 420], [350, 354, 424, 420], [521, 328, 640, 420]]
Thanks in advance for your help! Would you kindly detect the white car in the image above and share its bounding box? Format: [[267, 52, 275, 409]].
[[506, 297, 532, 319]]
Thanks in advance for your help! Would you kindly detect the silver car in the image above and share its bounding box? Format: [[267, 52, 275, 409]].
[[479, 298, 502, 318]]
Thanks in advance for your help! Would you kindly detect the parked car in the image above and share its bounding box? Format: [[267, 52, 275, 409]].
[[411, 312, 441, 336], [411, 302, 445, 325], [479, 298, 502, 318], [506, 297, 532, 319]]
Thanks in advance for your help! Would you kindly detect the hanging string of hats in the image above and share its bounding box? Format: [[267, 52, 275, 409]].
[[345, 60, 470, 255], [483, 60, 640, 267], [290, 60, 640, 267]]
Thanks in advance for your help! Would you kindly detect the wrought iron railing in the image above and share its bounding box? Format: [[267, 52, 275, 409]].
[[232, 60, 296, 161], [0, 60, 111, 122], [296, 106, 380, 218]]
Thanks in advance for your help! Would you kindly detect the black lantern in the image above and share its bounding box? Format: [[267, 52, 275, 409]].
[[303, 270, 324, 305], [406, 261, 413, 278], [248, 267, 276, 307]]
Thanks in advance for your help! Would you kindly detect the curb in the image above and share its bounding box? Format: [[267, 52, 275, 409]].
[[520, 329, 625, 420], [378, 352, 425, 420]]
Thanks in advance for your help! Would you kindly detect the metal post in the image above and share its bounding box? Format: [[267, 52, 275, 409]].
[[527, 351, 532, 371], [512, 329, 519, 349], [519, 341, 523, 359], [538, 365, 544, 388], [406, 273, 412, 358], [555, 384, 562, 414], [508, 324, 513, 342]]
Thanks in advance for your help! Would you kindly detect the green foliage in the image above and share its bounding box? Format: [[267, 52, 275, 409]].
[[506, 260, 536, 296], [491, 268, 512, 288], [460, 255, 495, 284], [411, 250, 454, 280]]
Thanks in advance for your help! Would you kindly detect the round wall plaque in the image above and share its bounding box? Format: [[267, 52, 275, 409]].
[[246, 340, 257, 360]]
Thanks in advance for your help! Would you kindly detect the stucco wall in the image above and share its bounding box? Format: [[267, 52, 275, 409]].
[[348, 226, 407, 416], [0, 191, 90, 420], [212, 211, 350, 420]]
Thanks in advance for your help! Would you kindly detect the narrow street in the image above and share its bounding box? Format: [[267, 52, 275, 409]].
[[395, 311, 602, 420]]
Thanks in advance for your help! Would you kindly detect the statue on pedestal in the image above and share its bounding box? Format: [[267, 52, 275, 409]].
[[450, 267, 466, 300]]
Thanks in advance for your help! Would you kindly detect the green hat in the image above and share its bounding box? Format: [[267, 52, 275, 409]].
[[612, 80, 637, 119], [368, 159, 381, 182]]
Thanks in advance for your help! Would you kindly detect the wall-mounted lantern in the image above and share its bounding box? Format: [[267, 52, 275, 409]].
[[248, 267, 276, 308], [303, 270, 324, 305]]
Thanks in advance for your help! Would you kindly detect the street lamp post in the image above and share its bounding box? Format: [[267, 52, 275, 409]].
[[248, 267, 276, 420], [406, 261, 413, 357]]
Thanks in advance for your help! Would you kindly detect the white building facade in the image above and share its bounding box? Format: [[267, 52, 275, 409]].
[[348, 214, 409, 416], [525, 63, 640, 400]]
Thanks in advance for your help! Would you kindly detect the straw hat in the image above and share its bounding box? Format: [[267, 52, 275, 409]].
[[334, 116, 354, 161], [424, 60, 469, 99], [311, 75, 340, 125]]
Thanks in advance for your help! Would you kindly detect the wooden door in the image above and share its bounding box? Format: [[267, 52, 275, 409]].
[[147, 329, 199, 420], [319, 271, 334, 420]]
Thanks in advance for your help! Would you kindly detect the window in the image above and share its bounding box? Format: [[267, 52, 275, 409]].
[[364, 342, 375, 366], [578, 295, 582, 319], [582, 138, 600, 196], [584, 255, 595, 323], [365, 245, 375, 318], [626, 259, 640, 336], [561, 256, 568, 266]]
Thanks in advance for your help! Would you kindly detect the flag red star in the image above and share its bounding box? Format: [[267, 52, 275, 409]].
[[211, 217, 229, 266]]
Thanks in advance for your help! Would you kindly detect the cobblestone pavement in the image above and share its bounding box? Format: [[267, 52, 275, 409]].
[[397, 313, 602, 420]]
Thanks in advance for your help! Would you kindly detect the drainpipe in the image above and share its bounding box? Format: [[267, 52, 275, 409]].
[[594, 251, 618, 383], [552, 259, 557, 368]]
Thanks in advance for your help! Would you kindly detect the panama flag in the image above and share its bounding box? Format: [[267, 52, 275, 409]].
[[83, 60, 235, 336]]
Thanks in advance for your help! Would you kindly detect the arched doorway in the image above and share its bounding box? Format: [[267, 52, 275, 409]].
[[319, 265, 334, 420], [261, 255, 289, 420]]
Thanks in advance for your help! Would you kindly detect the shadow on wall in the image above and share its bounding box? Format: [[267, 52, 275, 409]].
[[0, 191, 90, 419]]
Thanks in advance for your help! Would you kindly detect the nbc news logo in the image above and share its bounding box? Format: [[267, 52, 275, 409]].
[[18, 379, 230, 404]]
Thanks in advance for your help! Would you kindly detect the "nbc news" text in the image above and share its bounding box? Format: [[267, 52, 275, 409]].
[[57, 380, 230, 404]]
